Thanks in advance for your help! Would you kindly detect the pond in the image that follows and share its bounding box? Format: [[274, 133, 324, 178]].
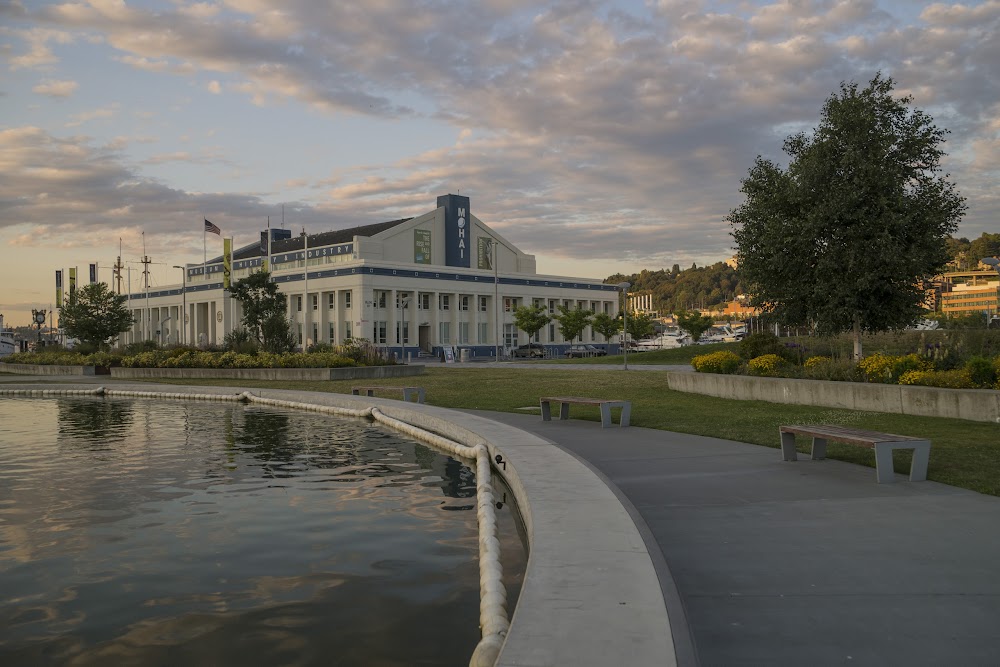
[[0, 397, 526, 666]]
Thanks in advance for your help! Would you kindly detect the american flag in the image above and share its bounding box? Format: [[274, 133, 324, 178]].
[[204, 219, 221, 235]]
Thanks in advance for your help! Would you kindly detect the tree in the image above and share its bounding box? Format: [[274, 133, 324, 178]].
[[623, 311, 656, 341], [729, 74, 966, 359], [58, 282, 134, 349], [228, 271, 295, 352], [555, 305, 593, 343], [513, 304, 551, 342], [591, 312, 621, 342], [676, 309, 715, 342], [969, 233, 1000, 265]]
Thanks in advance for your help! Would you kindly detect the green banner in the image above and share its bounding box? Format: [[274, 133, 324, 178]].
[[55, 270, 63, 308], [414, 229, 431, 264], [477, 237, 494, 271], [68, 267, 77, 305]]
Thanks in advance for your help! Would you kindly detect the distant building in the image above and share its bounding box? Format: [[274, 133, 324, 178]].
[[937, 269, 999, 317], [108, 195, 624, 356]]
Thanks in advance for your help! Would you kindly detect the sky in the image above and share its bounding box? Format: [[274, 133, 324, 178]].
[[1, 0, 998, 326]]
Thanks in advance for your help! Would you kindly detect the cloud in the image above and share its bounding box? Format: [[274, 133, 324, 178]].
[[65, 103, 121, 127], [32, 78, 78, 97], [0, 0, 997, 273]]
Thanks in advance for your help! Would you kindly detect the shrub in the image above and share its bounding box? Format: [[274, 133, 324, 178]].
[[964, 356, 996, 388], [224, 328, 258, 353], [122, 340, 159, 355], [898, 369, 975, 389], [858, 352, 896, 383], [747, 354, 786, 377], [738, 332, 787, 361], [691, 350, 742, 374], [804, 355, 831, 369]]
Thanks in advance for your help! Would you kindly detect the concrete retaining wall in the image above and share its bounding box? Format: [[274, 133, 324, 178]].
[[111, 364, 425, 381], [0, 363, 96, 376], [666, 371, 1000, 423]]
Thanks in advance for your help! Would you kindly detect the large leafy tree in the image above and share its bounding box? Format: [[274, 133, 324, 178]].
[[729, 74, 966, 359], [59, 282, 134, 349], [513, 304, 551, 342], [228, 271, 296, 353], [555, 305, 593, 344]]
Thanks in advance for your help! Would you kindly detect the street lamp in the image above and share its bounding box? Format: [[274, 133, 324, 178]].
[[486, 239, 500, 361], [173, 265, 186, 346], [982, 257, 1000, 327], [616, 282, 631, 371]]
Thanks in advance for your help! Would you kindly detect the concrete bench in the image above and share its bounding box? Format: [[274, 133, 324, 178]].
[[779, 424, 931, 483], [351, 386, 426, 403], [539, 396, 631, 428]]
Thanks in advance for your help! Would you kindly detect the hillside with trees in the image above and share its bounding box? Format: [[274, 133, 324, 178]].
[[606, 262, 742, 314]]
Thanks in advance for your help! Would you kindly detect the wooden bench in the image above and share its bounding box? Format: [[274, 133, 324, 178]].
[[351, 386, 426, 404], [779, 424, 931, 484], [539, 396, 631, 428]]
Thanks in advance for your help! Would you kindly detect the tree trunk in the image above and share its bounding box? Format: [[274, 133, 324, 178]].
[[853, 314, 863, 360]]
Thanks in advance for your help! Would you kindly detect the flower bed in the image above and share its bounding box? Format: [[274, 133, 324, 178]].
[[690, 332, 1000, 390]]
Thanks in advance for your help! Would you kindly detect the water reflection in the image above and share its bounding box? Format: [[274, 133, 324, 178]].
[[0, 398, 527, 667], [57, 399, 134, 442]]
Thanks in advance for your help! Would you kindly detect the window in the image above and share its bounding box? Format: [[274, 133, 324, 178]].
[[460, 295, 470, 311], [503, 323, 518, 348], [312, 325, 318, 344], [439, 321, 451, 344], [297, 324, 303, 344], [604, 302, 610, 314], [535, 330, 541, 343], [396, 292, 410, 309], [478, 322, 488, 343], [328, 293, 335, 309], [345, 321, 352, 339], [459, 322, 470, 344], [479, 296, 488, 312], [296, 296, 302, 312], [439, 294, 450, 310], [533, 299, 544, 308], [329, 323, 336, 341], [397, 322, 409, 344], [504, 297, 517, 312], [549, 323, 556, 342], [375, 291, 387, 309], [344, 291, 352, 309], [549, 299, 556, 315], [419, 293, 430, 310], [373, 320, 387, 344], [312, 294, 318, 311]]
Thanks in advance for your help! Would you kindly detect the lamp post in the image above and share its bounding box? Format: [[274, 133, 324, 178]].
[[616, 282, 631, 370], [173, 265, 186, 346], [982, 257, 1000, 327]]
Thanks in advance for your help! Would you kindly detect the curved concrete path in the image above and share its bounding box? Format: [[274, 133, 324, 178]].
[[474, 411, 1000, 667]]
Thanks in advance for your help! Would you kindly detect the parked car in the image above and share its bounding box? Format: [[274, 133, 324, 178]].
[[512, 343, 545, 358], [564, 344, 607, 358]]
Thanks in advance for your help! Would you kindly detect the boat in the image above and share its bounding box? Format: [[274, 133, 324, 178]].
[[0, 315, 16, 357]]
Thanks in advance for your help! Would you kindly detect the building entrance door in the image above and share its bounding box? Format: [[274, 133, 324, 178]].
[[419, 325, 431, 352]]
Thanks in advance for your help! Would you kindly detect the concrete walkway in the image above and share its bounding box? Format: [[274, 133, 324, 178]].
[[472, 411, 1000, 667]]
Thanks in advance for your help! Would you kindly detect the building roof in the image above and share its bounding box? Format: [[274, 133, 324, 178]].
[[213, 217, 413, 263], [271, 218, 412, 254]]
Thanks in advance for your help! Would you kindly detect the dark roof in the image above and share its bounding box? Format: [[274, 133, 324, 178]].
[[271, 218, 412, 254], [209, 217, 412, 263]]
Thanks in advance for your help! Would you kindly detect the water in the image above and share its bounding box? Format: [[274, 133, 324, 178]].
[[0, 398, 526, 666]]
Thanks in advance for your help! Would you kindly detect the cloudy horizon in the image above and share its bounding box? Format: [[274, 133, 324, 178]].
[[1, 0, 997, 326]]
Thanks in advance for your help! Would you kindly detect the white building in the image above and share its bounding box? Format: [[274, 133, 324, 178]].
[[121, 195, 623, 358]]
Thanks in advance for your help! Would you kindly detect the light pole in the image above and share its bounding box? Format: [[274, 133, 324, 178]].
[[982, 257, 1000, 327], [173, 265, 186, 346], [616, 281, 631, 370]]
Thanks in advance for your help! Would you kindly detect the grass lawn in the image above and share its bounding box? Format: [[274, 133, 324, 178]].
[[141, 367, 1000, 497]]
